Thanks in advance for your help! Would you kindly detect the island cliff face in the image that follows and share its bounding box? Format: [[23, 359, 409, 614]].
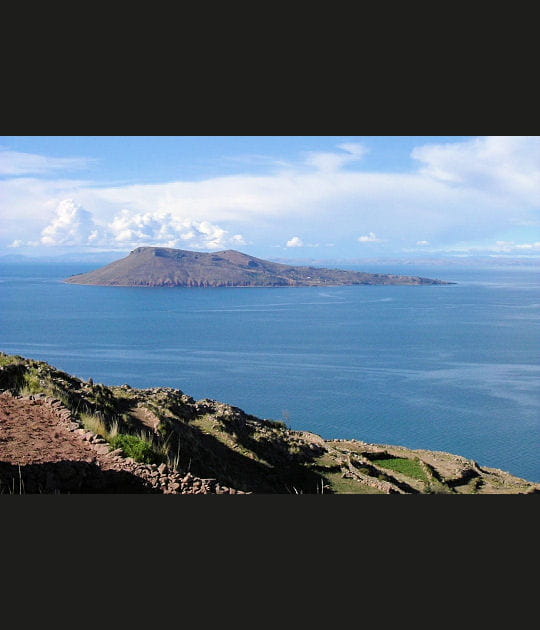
[[65, 247, 453, 287]]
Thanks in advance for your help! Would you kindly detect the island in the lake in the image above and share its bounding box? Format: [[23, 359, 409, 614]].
[[64, 247, 455, 287]]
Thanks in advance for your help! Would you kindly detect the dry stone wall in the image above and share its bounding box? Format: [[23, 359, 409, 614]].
[[0, 392, 246, 494]]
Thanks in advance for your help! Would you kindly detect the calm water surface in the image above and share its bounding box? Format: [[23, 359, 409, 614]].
[[1, 262, 538, 482]]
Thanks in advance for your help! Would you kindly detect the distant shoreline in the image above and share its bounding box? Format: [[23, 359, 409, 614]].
[[62, 280, 457, 289]]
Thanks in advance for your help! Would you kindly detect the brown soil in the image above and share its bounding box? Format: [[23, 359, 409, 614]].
[[0, 391, 244, 494], [0, 391, 97, 465]]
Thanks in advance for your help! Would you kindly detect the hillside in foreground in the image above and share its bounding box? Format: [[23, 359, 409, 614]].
[[0, 353, 537, 494], [64, 247, 454, 287]]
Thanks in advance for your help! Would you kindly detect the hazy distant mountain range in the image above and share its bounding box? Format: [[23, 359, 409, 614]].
[[2, 250, 538, 266], [0, 251, 128, 264]]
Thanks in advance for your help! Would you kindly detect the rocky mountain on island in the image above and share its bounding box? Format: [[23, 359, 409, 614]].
[[64, 247, 454, 287]]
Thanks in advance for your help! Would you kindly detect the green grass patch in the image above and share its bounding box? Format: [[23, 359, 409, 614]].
[[0, 353, 18, 367], [374, 457, 429, 482], [81, 412, 181, 468], [109, 433, 163, 465], [20, 371, 44, 395]]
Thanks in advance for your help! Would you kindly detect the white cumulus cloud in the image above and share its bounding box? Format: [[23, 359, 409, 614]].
[[106, 210, 245, 250], [40, 199, 102, 246], [8, 200, 247, 251], [286, 236, 304, 248], [358, 232, 382, 243]]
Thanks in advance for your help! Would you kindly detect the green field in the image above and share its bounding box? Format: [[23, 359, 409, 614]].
[[373, 457, 429, 482]]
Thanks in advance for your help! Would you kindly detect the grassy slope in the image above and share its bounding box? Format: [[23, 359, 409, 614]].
[[0, 352, 537, 494]]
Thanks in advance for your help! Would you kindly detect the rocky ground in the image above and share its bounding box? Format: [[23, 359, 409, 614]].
[[1, 352, 538, 494], [0, 392, 244, 494]]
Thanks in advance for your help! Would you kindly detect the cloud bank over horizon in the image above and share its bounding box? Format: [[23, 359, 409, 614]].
[[10, 199, 246, 251], [1, 136, 539, 258]]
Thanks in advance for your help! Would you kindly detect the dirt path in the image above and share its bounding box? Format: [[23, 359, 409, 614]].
[[0, 391, 97, 465], [0, 391, 243, 494]]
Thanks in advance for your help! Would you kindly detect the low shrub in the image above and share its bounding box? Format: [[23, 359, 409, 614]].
[[109, 433, 163, 465], [20, 371, 43, 395]]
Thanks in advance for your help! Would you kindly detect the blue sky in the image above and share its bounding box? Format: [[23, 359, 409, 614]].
[[1, 136, 472, 180], [1, 136, 539, 259]]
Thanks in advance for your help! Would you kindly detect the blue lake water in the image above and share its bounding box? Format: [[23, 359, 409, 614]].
[[0, 261, 538, 482]]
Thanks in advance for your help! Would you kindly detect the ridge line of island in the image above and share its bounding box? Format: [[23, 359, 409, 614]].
[[64, 246, 456, 287]]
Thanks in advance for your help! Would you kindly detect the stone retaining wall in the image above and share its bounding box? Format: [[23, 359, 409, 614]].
[[0, 392, 246, 495]]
